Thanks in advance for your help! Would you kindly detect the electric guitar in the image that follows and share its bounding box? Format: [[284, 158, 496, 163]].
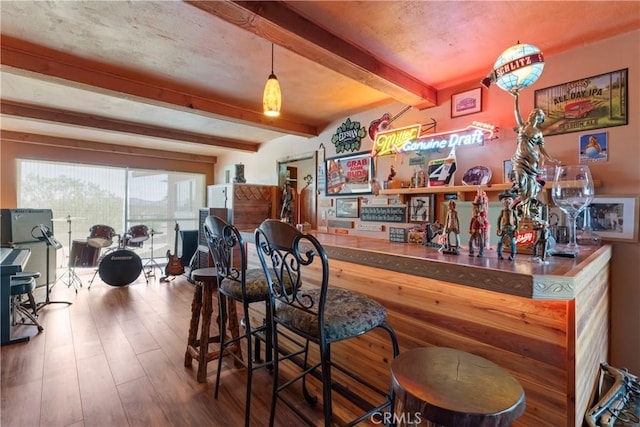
[[165, 222, 184, 276], [367, 105, 412, 141]]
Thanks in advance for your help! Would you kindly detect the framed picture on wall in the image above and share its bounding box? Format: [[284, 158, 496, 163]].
[[335, 197, 359, 218], [325, 151, 374, 196], [409, 195, 434, 222], [534, 69, 628, 136], [576, 195, 639, 242], [451, 87, 482, 118], [503, 160, 513, 184]]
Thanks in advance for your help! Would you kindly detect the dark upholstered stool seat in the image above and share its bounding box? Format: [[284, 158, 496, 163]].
[[275, 287, 387, 342], [184, 267, 242, 383], [391, 347, 525, 427], [218, 268, 271, 303]]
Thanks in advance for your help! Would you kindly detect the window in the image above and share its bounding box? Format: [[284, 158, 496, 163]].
[[17, 159, 205, 265]]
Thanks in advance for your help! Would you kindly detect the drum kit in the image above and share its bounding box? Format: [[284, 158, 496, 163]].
[[54, 216, 162, 288]]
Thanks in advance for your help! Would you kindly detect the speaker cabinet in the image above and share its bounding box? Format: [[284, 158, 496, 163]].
[[1, 208, 54, 244], [1, 208, 55, 287], [10, 241, 56, 287]]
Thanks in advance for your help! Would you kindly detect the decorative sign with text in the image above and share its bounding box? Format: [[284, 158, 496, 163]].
[[534, 69, 628, 136], [361, 206, 407, 223], [331, 118, 367, 153], [372, 124, 421, 157], [372, 122, 496, 157]]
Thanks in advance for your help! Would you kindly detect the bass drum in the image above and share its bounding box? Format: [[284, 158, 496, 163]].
[[98, 249, 142, 287], [70, 240, 101, 267]]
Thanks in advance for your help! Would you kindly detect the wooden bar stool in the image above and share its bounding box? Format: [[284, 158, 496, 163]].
[[391, 347, 525, 427], [184, 267, 242, 383]]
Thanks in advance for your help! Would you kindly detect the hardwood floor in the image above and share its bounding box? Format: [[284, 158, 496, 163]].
[[1, 267, 375, 427]]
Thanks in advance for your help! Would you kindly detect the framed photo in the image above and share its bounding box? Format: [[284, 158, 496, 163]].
[[325, 151, 374, 196], [409, 195, 434, 222], [576, 195, 639, 242], [335, 197, 359, 218], [503, 160, 513, 183], [534, 69, 628, 136], [579, 132, 608, 163], [451, 87, 482, 118]]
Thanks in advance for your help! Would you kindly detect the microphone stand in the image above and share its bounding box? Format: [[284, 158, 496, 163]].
[[32, 225, 72, 311]]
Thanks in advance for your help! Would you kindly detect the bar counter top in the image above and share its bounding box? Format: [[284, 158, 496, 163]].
[[246, 230, 611, 300], [243, 228, 611, 426]]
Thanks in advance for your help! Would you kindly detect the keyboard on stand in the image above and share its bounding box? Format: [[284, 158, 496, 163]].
[[1, 247, 31, 346]]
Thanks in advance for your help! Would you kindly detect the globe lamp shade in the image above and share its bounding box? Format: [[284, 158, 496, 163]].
[[263, 73, 281, 117], [482, 43, 544, 93]]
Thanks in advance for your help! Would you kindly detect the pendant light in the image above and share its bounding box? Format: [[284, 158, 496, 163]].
[[263, 43, 281, 117]]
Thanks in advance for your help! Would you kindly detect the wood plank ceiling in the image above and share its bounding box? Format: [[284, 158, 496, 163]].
[[1, 1, 638, 157]]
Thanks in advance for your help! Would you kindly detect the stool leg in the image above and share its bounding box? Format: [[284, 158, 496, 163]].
[[184, 284, 203, 368], [197, 281, 214, 383], [227, 299, 243, 365], [27, 292, 38, 317], [11, 296, 18, 326]]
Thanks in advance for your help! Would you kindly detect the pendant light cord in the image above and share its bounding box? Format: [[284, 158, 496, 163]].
[[271, 43, 275, 74]]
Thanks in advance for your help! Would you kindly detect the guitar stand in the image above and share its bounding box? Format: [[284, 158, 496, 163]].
[[142, 230, 162, 277]]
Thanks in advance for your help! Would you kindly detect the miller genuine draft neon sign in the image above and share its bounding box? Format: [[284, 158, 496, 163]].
[[372, 121, 497, 157]]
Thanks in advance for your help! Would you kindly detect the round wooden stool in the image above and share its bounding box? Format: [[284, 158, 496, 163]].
[[184, 267, 242, 383], [391, 347, 525, 427]]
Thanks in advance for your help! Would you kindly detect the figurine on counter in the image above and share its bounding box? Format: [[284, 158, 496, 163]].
[[511, 91, 559, 219], [468, 200, 487, 257], [439, 199, 460, 255], [475, 187, 491, 249], [496, 190, 519, 260], [532, 219, 551, 263]]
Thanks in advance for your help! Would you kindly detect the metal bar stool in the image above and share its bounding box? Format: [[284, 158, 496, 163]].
[[390, 347, 526, 427], [204, 215, 273, 427], [255, 219, 400, 427], [184, 267, 242, 383]]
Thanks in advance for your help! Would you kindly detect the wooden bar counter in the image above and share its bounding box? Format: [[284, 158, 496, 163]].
[[245, 232, 611, 427]]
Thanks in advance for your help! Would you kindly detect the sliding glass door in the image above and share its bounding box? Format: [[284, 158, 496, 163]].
[[17, 159, 204, 268]]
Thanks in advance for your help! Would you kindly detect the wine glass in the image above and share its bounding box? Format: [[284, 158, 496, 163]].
[[551, 165, 595, 249]]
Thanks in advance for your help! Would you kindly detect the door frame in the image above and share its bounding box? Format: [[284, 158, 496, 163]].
[[277, 151, 317, 226]]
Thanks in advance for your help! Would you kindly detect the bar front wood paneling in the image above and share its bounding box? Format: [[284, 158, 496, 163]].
[[245, 233, 611, 427]]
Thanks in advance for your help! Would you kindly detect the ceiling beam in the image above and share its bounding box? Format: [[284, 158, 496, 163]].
[[0, 38, 318, 138], [1, 130, 218, 164], [1, 101, 261, 152], [187, 0, 437, 109]]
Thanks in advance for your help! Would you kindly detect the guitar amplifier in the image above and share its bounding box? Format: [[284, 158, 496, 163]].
[[0, 208, 55, 286], [197, 208, 230, 268]]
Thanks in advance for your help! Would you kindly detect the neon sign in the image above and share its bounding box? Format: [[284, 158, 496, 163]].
[[372, 121, 496, 157], [372, 124, 422, 157]]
